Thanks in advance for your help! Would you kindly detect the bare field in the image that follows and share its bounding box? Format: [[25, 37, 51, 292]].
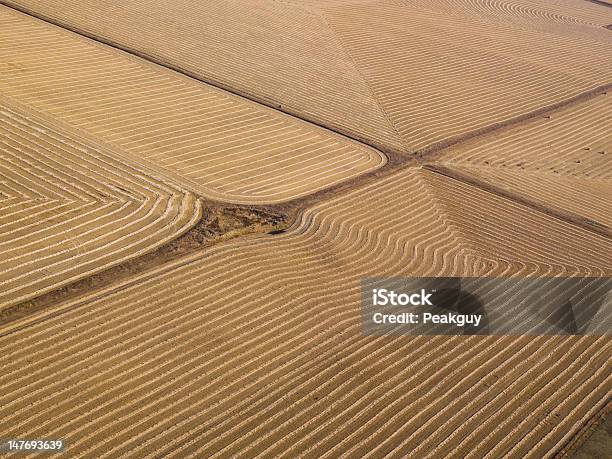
[[429, 93, 612, 231], [0, 97, 200, 309], [1, 169, 610, 457], [0, 7, 385, 204], [319, 0, 612, 150], [3, 0, 611, 152], [1, 1, 611, 457]]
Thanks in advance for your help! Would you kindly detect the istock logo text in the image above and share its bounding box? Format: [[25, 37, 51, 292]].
[[372, 288, 433, 306]]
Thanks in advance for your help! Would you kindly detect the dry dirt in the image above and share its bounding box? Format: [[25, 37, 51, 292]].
[[3, 0, 611, 154], [427, 93, 612, 236], [0, 167, 610, 457], [0, 203, 289, 327], [564, 408, 611, 459], [0, 6, 385, 204], [0, 96, 200, 310], [0, 1, 610, 458], [573, 422, 611, 459]]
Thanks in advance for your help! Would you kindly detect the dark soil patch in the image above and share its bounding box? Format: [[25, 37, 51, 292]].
[[557, 403, 611, 458], [0, 201, 289, 327], [570, 414, 611, 458]]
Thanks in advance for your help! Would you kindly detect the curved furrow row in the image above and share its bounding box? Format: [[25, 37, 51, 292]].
[[0, 166, 609, 457], [388, 1, 612, 51], [0, 6, 385, 204], [421, 173, 610, 272], [0, 99, 200, 308]]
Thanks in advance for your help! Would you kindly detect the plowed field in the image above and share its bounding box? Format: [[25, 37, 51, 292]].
[[1, 1, 610, 457], [431, 93, 612, 231], [0, 6, 385, 204], [1, 168, 610, 457], [0, 97, 200, 309], [4, 0, 610, 152]]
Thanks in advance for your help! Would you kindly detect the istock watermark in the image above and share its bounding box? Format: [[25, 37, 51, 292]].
[[362, 277, 611, 336]]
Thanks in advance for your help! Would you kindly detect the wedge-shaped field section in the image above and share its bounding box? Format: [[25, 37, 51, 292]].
[[0, 7, 384, 204], [0, 99, 201, 309], [1, 169, 610, 457], [3, 0, 611, 153], [431, 93, 612, 234]]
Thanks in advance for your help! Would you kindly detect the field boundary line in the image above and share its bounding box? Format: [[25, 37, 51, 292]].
[[423, 164, 612, 239], [416, 84, 612, 161], [585, 0, 612, 9], [0, 1, 401, 158], [0, 245, 218, 338], [3, 1, 610, 163], [281, 86, 611, 223]]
